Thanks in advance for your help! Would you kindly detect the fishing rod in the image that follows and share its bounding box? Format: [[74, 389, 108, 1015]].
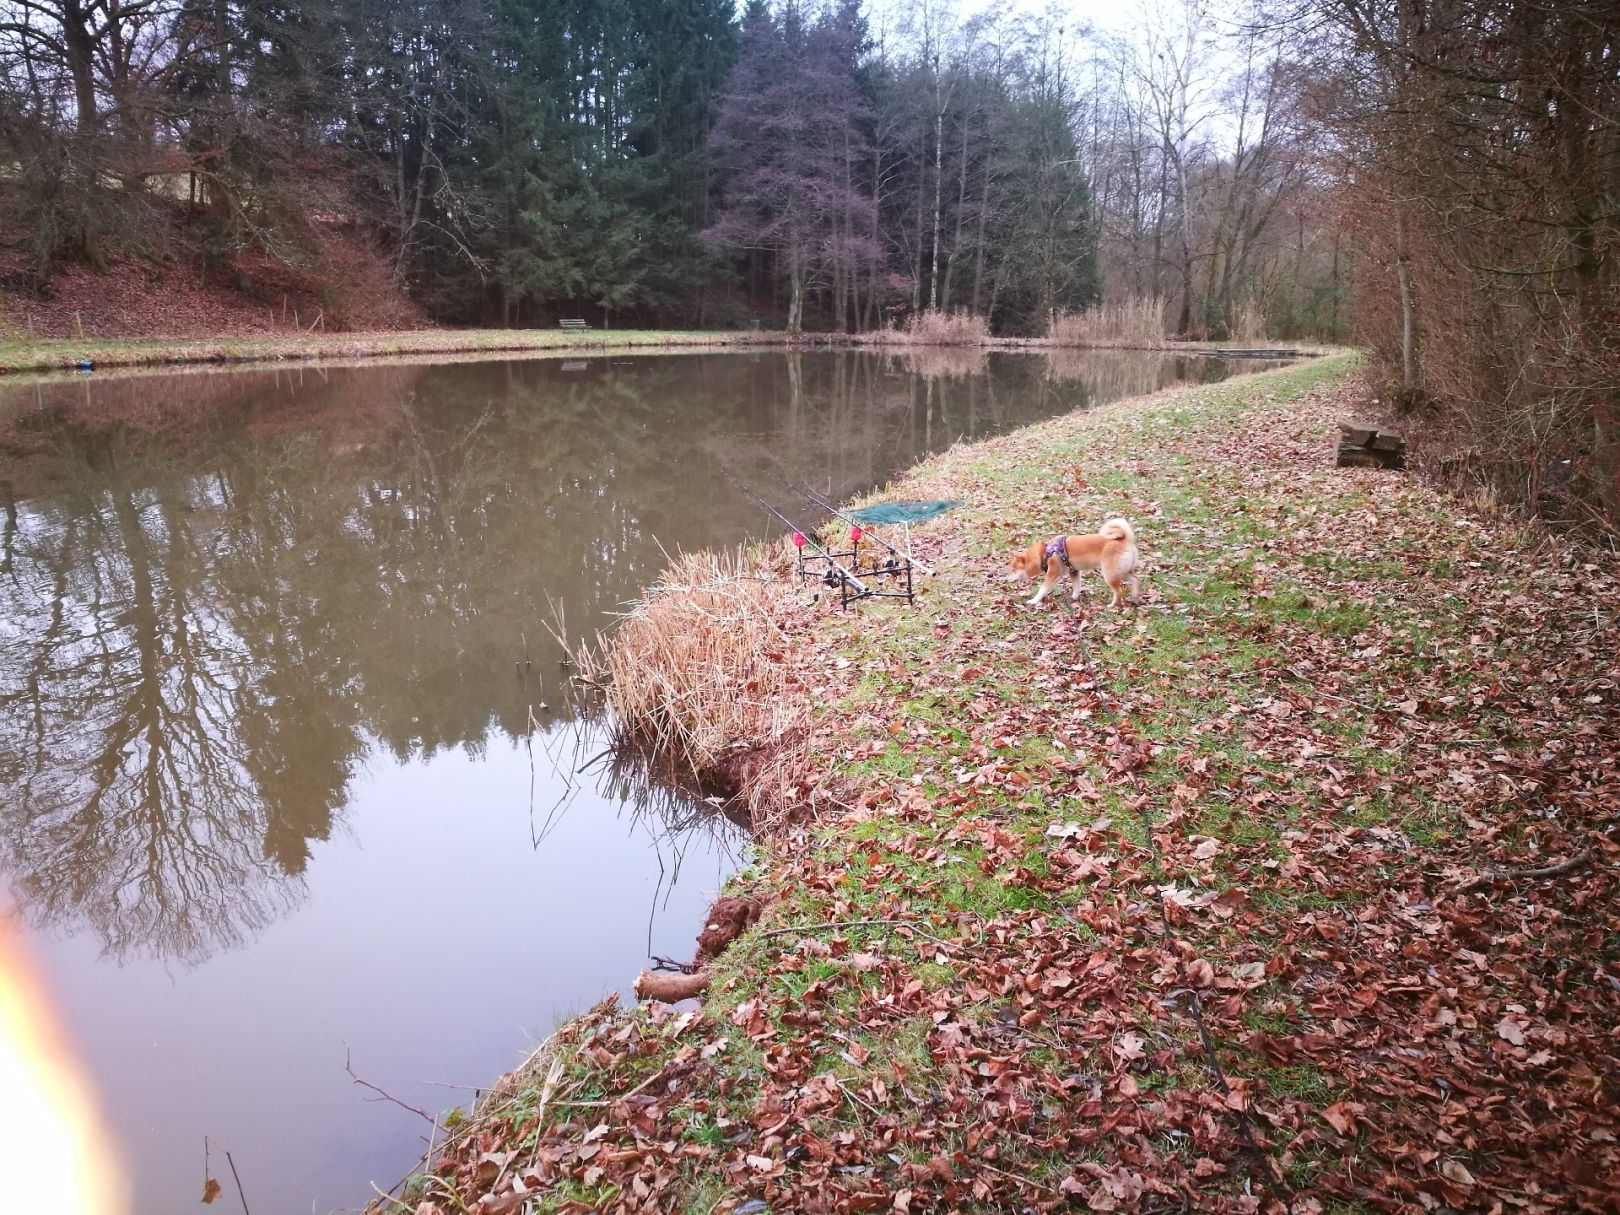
[[724, 474, 871, 597], [784, 479, 937, 576]]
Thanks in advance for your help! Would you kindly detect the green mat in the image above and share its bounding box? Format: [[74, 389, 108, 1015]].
[[847, 499, 961, 526]]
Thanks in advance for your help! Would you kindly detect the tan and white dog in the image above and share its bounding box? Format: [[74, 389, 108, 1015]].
[[1008, 518, 1140, 608]]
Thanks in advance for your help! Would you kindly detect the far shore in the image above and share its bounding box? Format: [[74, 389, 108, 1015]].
[[0, 326, 1328, 378]]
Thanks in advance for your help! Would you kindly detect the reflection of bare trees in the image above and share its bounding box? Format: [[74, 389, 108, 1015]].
[[0, 478, 311, 963], [0, 351, 1214, 963], [1042, 348, 1270, 392]]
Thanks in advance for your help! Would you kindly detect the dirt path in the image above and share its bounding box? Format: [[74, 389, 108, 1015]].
[[410, 355, 1618, 1215]]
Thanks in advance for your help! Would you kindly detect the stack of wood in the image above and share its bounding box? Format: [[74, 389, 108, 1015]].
[[1337, 420, 1406, 470]]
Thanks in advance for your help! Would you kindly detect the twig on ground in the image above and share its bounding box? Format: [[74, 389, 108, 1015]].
[[523, 1056, 567, 1176], [1454, 848, 1595, 894], [836, 1077, 885, 1121], [1170, 988, 1291, 1209], [758, 917, 954, 948], [369, 1181, 413, 1212], [553, 1063, 671, 1108], [972, 1156, 1059, 1196]]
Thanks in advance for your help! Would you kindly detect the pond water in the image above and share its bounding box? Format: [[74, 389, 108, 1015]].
[[0, 347, 1276, 1213]]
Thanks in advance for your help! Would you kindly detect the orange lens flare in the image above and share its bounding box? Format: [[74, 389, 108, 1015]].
[[0, 922, 129, 1215]]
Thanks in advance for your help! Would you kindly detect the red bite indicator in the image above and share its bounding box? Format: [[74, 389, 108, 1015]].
[[849, 525, 862, 543], [791, 531, 806, 548]]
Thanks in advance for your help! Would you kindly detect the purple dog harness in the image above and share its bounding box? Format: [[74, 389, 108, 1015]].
[[1042, 536, 1075, 575]]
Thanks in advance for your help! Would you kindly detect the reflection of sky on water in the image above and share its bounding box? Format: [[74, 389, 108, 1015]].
[[28, 725, 745, 1215]]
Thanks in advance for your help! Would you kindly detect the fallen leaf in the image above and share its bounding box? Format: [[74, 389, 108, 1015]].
[[1113, 1031, 1146, 1062], [1321, 1102, 1358, 1135], [1440, 1160, 1476, 1187]]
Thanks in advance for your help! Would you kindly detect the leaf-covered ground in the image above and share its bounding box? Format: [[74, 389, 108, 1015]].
[[414, 355, 1619, 1215]]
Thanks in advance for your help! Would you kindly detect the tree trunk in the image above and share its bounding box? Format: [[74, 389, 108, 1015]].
[[971, 151, 991, 316], [61, 1, 98, 136], [1175, 149, 1195, 336], [788, 251, 804, 333], [929, 95, 944, 312], [943, 115, 970, 310], [1394, 211, 1420, 402]]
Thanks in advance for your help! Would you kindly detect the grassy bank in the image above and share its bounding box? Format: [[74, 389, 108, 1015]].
[[0, 326, 1330, 377], [405, 356, 1618, 1213], [0, 328, 797, 375]]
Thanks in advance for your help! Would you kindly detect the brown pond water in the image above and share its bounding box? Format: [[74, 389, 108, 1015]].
[[0, 348, 1280, 1213]]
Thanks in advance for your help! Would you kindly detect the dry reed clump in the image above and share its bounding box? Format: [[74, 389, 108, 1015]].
[[575, 546, 821, 830], [1230, 296, 1269, 345], [897, 308, 993, 346], [1048, 297, 1169, 349]]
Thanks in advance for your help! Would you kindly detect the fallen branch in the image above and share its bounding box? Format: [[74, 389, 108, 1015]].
[[1169, 988, 1291, 1209], [633, 969, 710, 1002], [1454, 849, 1595, 894]]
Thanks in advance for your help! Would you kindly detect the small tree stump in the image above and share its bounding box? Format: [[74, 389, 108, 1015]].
[[1337, 420, 1405, 470]]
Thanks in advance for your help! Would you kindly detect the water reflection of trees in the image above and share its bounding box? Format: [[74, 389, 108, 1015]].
[[0, 351, 1209, 962]]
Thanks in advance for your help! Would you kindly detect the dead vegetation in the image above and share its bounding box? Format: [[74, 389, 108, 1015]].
[[571, 547, 826, 832], [893, 308, 994, 346], [1047, 297, 1171, 348]]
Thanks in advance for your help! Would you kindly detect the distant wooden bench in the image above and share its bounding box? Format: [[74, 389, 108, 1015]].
[[1337, 420, 1406, 470], [558, 318, 590, 331]]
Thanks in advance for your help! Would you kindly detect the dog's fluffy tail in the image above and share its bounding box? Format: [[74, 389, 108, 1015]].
[[1099, 516, 1134, 543]]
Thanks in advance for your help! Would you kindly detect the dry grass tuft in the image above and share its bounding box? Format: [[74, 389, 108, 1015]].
[[896, 309, 993, 346], [1048, 298, 1170, 348], [1230, 296, 1268, 345], [573, 547, 823, 831]]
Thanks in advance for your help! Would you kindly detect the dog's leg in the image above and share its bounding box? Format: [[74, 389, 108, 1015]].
[[1069, 573, 1085, 601], [1127, 574, 1141, 604], [1029, 571, 1059, 605], [1106, 573, 1126, 609]]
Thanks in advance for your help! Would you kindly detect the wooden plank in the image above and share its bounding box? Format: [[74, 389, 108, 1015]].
[[1337, 446, 1385, 469], [1338, 420, 1379, 446], [1370, 431, 1406, 452], [1337, 440, 1404, 471]]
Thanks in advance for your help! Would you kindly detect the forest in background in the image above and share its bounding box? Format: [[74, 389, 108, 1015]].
[[0, 0, 1614, 524], [0, 0, 1344, 339]]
